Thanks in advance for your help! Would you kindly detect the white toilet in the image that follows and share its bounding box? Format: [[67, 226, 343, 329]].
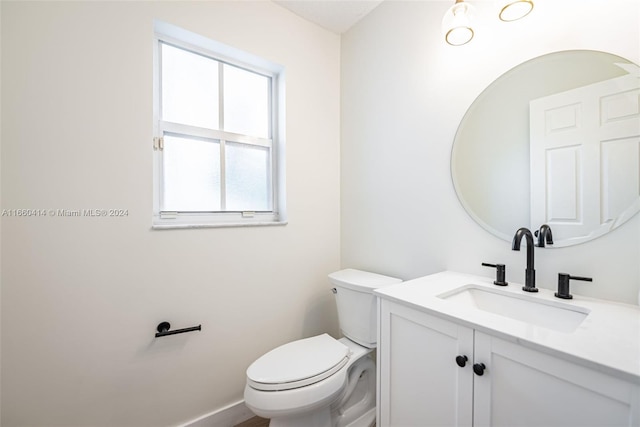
[[244, 269, 402, 427]]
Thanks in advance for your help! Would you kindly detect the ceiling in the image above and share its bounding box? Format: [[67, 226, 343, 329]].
[[274, 0, 385, 34]]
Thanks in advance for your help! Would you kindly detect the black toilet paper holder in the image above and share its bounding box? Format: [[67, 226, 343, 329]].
[[155, 321, 202, 338]]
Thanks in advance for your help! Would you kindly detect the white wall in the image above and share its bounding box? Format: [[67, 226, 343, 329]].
[[341, 0, 640, 304], [0, 2, 3, 423], [1, 1, 340, 426]]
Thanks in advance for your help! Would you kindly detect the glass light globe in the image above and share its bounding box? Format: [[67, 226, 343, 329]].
[[442, 0, 476, 46]]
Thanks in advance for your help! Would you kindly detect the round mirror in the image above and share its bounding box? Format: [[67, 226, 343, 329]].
[[451, 50, 640, 247]]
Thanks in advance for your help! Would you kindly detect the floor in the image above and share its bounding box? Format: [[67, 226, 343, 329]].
[[235, 416, 270, 427]]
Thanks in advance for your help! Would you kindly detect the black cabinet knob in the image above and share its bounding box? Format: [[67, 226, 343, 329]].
[[455, 355, 468, 367], [473, 363, 486, 376]]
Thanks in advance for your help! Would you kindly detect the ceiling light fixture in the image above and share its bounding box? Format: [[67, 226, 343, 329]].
[[498, 0, 534, 22], [442, 0, 476, 46], [443, 0, 534, 46]]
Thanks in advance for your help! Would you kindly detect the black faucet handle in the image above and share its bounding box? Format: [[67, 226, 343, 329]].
[[482, 263, 508, 286], [555, 273, 592, 299]]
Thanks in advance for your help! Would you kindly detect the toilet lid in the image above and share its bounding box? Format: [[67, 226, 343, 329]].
[[246, 334, 350, 391]]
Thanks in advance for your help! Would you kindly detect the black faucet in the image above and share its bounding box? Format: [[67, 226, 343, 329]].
[[512, 227, 538, 292], [536, 224, 554, 247]]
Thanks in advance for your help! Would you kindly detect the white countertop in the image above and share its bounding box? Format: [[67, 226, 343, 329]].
[[374, 271, 640, 384]]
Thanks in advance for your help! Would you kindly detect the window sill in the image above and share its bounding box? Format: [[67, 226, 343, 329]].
[[151, 220, 288, 230]]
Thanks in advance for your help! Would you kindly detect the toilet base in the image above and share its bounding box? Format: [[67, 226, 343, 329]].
[[341, 407, 375, 427], [268, 408, 332, 427], [333, 355, 376, 427], [267, 407, 374, 427]]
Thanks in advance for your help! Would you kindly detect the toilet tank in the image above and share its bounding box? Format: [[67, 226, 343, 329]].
[[329, 269, 402, 348]]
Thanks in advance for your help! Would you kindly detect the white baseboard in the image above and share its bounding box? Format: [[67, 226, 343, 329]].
[[179, 400, 256, 427]]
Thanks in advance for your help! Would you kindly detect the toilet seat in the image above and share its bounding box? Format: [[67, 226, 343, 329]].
[[247, 334, 350, 391]]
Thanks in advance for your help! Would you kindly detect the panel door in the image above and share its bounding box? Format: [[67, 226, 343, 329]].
[[473, 331, 640, 427], [378, 301, 473, 427], [530, 67, 640, 243]]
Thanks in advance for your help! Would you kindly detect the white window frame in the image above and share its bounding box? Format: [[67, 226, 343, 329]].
[[152, 21, 286, 229]]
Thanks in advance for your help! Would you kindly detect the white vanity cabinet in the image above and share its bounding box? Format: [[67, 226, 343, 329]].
[[378, 299, 640, 427], [378, 301, 473, 426]]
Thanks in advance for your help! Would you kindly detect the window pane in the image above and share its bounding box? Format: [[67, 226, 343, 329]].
[[161, 43, 219, 129], [223, 64, 270, 138], [162, 135, 220, 212], [226, 142, 271, 211]]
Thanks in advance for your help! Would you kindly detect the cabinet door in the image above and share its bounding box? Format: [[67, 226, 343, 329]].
[[473, 331, 640, 427], [378, 301, 474, 427]]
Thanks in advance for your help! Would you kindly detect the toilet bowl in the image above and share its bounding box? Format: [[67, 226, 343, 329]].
[[244, 269, 402, 427]]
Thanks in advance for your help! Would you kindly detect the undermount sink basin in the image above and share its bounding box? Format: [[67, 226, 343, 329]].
[[438, 285, 590, 333]]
